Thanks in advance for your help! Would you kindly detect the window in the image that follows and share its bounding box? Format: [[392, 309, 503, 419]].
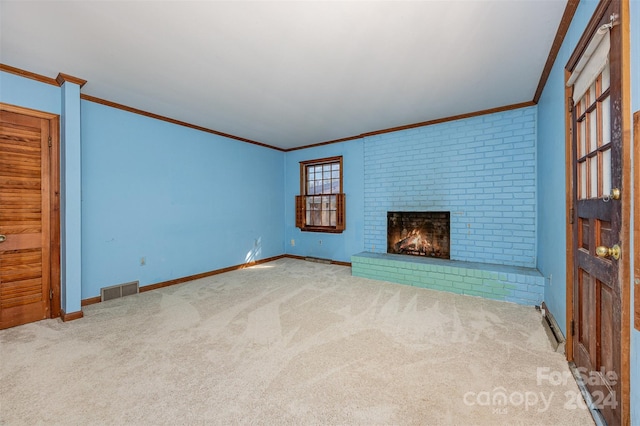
[[296, 156, 345, 233], [566, 26, 611, 201], [574, 65, 611, 200]]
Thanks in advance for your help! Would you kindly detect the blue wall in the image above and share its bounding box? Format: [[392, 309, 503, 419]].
[[363, 107, 538, 268], [284, 140, 365, 262], [81, 100, 284, 298], [283, 106, 539, 270], [0, 72, 285, 301], [0, 71, 60, 114], [537, 0, 599, 335]]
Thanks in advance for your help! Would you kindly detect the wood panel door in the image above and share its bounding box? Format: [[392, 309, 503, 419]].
[[0, 104, 59, 329], [569, 2, 622, 424]]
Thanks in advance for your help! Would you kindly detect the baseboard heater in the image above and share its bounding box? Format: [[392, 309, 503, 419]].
[[305, 256, 332, 264], [101, 281, 140, 302], [538, 303, 566, 354]]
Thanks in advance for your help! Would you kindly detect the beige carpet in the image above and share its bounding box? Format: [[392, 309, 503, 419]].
[[1, 258, 594, 425]]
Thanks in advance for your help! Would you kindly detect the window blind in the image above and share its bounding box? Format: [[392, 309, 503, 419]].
[[567, 25, 611, 102]]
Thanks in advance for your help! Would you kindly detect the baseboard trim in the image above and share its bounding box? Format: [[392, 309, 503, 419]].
[[81, 296, 102, 307], [286, 254, 351, 267], [140, 254, 288, 293], [60, 309, 83, 322], [80, 254, 351, 306], [286, 254, 306, 261]]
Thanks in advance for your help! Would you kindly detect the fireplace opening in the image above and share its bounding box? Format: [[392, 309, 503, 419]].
[[387, 211, 450, 259]]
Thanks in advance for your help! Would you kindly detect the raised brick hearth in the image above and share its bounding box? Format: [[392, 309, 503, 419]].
[[351, 252, 543, 305]]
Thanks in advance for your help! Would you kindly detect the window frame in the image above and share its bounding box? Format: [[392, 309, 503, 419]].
[[296, 156, 345, 233]]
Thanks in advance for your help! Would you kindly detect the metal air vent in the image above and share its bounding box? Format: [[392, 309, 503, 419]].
[[101, 281, 139, 302]]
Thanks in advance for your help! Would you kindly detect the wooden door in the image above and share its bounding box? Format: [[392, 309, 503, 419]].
[[569, 3, 622, 424], [0, 105, 57, 329]]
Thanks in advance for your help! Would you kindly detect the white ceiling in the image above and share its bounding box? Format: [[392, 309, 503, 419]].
[[0, 1, 567, 150]]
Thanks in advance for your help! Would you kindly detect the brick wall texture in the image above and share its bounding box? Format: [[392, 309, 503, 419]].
[[363, 106, 537, 268]]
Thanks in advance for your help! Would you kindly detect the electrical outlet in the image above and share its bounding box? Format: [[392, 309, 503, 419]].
[[140, 257, 146, 266]]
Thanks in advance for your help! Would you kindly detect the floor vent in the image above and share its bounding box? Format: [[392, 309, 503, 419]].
[[101, 281, 139, 302], [305, 256, 332, 264]]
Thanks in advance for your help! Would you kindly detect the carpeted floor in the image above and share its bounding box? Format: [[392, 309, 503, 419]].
[[1, 258, 594, 425]]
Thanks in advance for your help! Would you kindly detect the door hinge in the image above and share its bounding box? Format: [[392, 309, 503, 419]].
[[568, 97, 574, 113], [48, 136, 52, 148], [49, 289, 53, 300], [569, 207, 574, 224], [571, 319, 575, 336]]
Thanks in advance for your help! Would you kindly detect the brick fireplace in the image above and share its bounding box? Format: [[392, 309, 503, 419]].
[[353, 107, 543, 305], [362, 107, 538, 268]]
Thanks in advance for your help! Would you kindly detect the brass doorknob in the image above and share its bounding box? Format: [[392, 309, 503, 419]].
[[596, 244, 620, 260], [610, 188, 621, 200], [0, 235, 6, 243]]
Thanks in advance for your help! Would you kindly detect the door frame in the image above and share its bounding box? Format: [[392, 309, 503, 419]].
[[564, 0, 631, 423], [1, 102, 61, 320], [635, 110, 640, 333]]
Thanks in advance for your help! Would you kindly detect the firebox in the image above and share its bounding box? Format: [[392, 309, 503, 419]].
[[387, 211, 450, 259]]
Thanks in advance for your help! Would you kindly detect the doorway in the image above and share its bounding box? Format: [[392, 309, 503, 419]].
[[0, 103, 60, 329], [565, 1, 631, 424]]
